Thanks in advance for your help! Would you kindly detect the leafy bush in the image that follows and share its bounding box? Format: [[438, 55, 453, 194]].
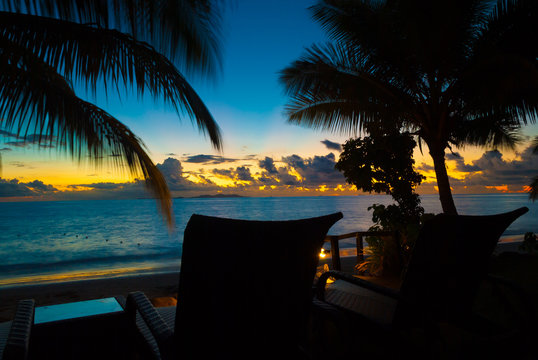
[[519, 232, 538, 254], [336, 132, 433, 277]]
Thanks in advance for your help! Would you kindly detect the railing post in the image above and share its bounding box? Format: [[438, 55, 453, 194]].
[[356, 233, 364, 264], [330, 237, 341, 271]]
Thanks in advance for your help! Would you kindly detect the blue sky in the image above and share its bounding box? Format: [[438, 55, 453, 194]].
[[1, 0, 538, 200], [90, 0, 338, 160]]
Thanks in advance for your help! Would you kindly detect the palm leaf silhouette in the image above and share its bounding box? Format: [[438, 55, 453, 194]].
[[0, 1, 225, 227]]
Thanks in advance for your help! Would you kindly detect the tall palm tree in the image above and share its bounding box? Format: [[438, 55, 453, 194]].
[[280, 0, 538, 214], [0, 0, 224, 227], [530, 136, 538, 199]]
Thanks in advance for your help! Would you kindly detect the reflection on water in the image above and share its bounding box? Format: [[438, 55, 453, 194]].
[[0, 261, 180, 287], [1, 194, 537, 286]]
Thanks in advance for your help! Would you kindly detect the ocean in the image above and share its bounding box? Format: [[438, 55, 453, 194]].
[[1, 194, 536, 287]]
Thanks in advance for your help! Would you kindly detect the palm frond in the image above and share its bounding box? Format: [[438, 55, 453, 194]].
[[0, 11, 222, 150], [310, 0, 380, 46], [457, 34, 538, 127], [286, 98, 372, 136], [0, 37, 173, 226], [484, 0, 538, 60], [309, 0, 424, 91], [450, 110, 523, 150], [280, 42, 414, 135], [0, 0, 224, 76], [310, 1, 492, 88]]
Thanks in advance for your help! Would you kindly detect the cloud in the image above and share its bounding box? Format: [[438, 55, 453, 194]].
[[183, 154, 238, 164], [165, 153, 177, 156], [211, 166, 256, 184], [259, 157, 278, 174], [26, 180, 58, 193], [419, 145, 538, 194], [0, 179, 57, 197], [0, 147, 11, 152], [206, 153, 346, 190], [235, 166, 254, 181], [2, 132, 56, 148], [282, 154, 307, 170], [445, 152, 462, 160], [446, 152, 481, 172], [212, 168, 234, 178], [0, 129, 18, 138], [5, 141, 28, 148], [281, 153, 345, 187], [416, 162, 434, 171], [157, 158, 185, 183], [0, 151, 356, 200], [156, 157, 218, 191], [69, 183, 126, 190], [462, 147, 538, 189], [321, 139, 342, 152]]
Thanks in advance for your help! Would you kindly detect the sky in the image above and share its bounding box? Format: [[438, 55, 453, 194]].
[[1, 0, 538, 201]]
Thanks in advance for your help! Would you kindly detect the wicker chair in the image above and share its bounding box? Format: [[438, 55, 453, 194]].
[[126, 212, 343, 360], [313, 207, 534, 359], [0, 300, 34, 360]]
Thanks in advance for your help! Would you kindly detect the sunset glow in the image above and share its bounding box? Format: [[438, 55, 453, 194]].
[[1, 0, 538, 202]]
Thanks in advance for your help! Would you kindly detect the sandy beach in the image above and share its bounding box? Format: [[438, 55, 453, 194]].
[[0, 237, 526, 322], [0, 258, 356, 322], [0, 272, 179, 322]]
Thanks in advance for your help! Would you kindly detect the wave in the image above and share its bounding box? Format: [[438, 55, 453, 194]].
[[0, 250, 181, 275]]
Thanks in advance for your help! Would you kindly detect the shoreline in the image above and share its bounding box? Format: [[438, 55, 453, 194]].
[[0, 235, 528, 322], [0, 272, 180, 322]]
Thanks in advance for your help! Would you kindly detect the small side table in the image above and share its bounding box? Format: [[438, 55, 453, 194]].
[[30, 296, 131, 360]]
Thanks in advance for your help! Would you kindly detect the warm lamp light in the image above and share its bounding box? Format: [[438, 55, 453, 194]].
[[319, 248, 329, 258]]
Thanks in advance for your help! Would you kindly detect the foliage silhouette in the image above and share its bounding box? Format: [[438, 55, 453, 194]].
[[281, 0, 538, 214], [0, 0, 225, 227], [336, 131, 427, 275]]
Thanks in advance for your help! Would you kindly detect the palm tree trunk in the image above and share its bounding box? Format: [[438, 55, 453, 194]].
[[429, 147, 458, 215]]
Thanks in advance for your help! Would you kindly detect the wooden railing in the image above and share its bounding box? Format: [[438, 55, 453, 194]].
[[323, 231, 398, 271]]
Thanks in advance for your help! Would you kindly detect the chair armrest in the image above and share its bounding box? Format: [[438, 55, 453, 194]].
[[126, 292, 174, 353], [3, 299, 34, 360], [315, 271, 440, 345], [485, 273, 531, 296], [316, 271, 400, 301], [485, 273, 537, 330]]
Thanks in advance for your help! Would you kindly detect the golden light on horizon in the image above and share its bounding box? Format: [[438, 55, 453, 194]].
[[287, 167, 303, 182], [317, 185, 329, 192], [486, 185, 509, 192]]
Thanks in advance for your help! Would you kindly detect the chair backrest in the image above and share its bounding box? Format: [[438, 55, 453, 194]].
[[174, 212, 343, 358], [395, 207, 528, 326]]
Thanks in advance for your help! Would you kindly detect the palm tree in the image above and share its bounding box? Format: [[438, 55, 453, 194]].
[[530, 137, 538, 199], [280, 0, 538, 214], [0, 0, 224, 226]]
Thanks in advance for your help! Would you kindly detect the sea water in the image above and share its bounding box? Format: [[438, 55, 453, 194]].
[[0, 194, 536, 286]]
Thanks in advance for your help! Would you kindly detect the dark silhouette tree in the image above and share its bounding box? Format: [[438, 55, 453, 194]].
[[0, 0, 225, 226], [530, 136, 538, 199], [336, 131, 424, 219], [280, 0, 538, 214], [336, 131, 427, 272]]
